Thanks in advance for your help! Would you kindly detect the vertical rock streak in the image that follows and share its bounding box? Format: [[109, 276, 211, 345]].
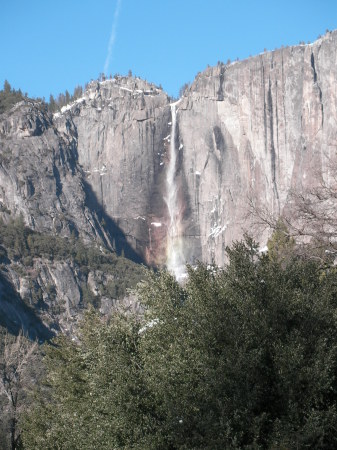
[[165, 101, 185, 279]]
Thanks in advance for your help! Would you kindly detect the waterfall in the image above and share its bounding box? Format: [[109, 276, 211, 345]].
[[165, 100, 186, 280]]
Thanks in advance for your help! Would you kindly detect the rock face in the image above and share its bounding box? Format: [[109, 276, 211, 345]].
[[2, 259, 82, 337], [176, 30, 337, 265], [0, 100, 105, 244], [63, 77, 172, 265], [1, 31, 337, 283]]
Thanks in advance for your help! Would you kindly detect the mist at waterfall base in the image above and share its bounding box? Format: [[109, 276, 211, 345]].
[[164, 101, 187, 282]]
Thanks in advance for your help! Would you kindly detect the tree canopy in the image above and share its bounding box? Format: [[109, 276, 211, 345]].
[[0, 81, 25, 114], [21, 238, 337, 449]]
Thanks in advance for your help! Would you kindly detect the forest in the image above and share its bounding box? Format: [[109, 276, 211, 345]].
[[2, 227, 337, 449]]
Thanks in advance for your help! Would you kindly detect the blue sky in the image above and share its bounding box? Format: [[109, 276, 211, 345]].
[[1, 0, 336, 100]]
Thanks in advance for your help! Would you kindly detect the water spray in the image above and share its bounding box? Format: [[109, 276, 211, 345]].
[[165, 100, 186, 281]]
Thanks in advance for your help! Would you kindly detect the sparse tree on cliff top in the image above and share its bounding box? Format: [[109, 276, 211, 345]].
[[3, 80, 11, 93]]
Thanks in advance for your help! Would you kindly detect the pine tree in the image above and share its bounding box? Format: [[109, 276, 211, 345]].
[[72, 85, 83, 100], [48, 94, 57, 113], [65, 90, 70, 105], [267, 218, 295, 263], [4, 80, 11, 93], [21, 239, 337, 449]]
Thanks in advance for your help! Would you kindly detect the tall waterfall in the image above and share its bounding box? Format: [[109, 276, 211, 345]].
[[165, 100, 186, 280]]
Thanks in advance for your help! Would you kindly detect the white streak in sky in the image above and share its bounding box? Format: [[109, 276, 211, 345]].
[[104, 0, 122, 75]]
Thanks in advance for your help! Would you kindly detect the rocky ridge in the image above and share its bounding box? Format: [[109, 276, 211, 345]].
[[0, 31, 337, 335]]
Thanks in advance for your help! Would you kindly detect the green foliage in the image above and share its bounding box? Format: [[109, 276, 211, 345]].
[[80, 286, 99, 308], [0, 217, 143, 303], [21, 239, 337, 448], [22, 309, 151, 449], [0, 81, 25, 114], [0, 78, 85, 115], [267, 219, 295, 263], [46, 85, 83, 113]]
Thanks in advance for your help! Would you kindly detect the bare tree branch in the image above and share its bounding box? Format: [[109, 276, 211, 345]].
[[0, 331, 38, 450]]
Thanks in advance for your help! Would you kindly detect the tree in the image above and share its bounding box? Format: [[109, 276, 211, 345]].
[[267, 218, 295, 263], [0, 331, 38, 450], [178, 82, 190, 98], [138, 244, 337, 448], [72, 85, 83, 100], [48, 94, 57, 113], [21, 239, 337, 448], [64, 90, 70, 105], [0, 82, 24, 114], [288, 175, 337, 255], [57, 93, 66, 109], [22, 309, 151, 449], [3, 80, 11, 93], [249, 156, 337, 260]]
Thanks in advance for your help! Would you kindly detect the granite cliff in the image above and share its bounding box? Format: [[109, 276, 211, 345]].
[[177, 30, 337, 265], [0, 30, 337, 334]]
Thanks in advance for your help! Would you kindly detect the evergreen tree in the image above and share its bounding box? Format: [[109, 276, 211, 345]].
[[0, 81, 24, 114], [22, 310, 151, 449], [48, 94, 57, 113], [3, 80, 11, 93], [72, 85, 83, 100], [57, 93, 65, 109], [64, 90, 70, 104], [267, 218, 295, 263], [21, 239, 337, 449]]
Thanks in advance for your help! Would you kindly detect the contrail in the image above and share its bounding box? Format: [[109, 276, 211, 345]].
[[103, 0, 122, 76]]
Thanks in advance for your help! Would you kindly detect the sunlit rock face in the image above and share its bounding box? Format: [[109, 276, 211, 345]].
[[1, 31, 336, 271], [0, 32, 335, 336], [0, 101, 102, 243], [63, 77, 172, 266], [177, 31, 337, 265]]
